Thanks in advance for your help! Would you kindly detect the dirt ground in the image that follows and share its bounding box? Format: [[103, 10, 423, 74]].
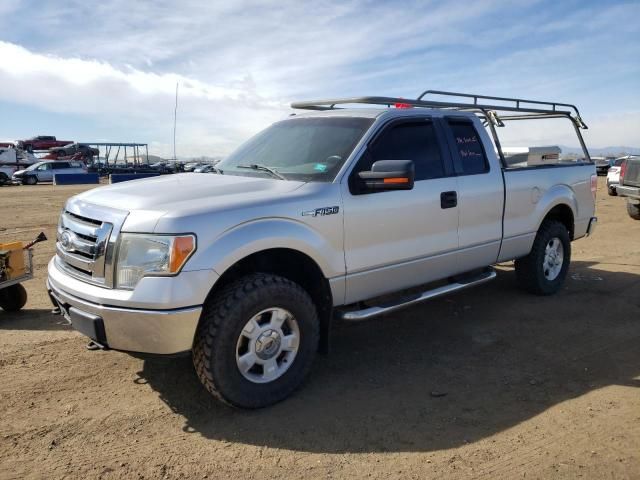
[[0, 178, 639, 480]]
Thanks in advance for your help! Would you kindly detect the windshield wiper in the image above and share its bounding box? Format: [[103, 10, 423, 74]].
[[236, 163, 287, 180]]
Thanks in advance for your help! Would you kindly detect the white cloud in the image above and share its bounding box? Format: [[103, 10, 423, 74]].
[[0, 41, 287, 157], [0, 1, 638, 156]]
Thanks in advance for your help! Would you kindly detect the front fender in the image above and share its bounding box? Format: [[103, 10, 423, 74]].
[[187, 218, 345, 281]]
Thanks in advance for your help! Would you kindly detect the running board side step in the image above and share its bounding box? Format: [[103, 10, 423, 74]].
[[339, 268, 496, 322]]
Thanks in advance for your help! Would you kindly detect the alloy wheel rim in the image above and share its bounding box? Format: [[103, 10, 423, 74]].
[[235, 307, 300, 384], [543, 237, 564, 281]]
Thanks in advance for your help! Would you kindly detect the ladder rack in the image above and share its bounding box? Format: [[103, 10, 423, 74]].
[[291, 90, 588, 129]]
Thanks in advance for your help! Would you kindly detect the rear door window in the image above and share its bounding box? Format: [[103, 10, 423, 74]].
[[445, 119, 489, 175]]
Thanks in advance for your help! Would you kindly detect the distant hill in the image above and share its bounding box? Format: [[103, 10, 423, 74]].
[[560, 146, 640, 156], [145, 154, 167, 163]]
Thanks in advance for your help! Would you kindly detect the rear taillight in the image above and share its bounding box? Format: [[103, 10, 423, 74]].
[[619, 160, 627, 184], [590, 174, 597, 199]]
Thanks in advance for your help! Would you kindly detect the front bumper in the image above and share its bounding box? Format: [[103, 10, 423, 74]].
[[48, 280, 202, 354], [47, 256, 212, 354]]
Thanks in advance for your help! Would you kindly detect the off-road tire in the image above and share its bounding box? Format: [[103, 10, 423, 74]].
[[23, 175, 37, 185], [193, 273, 319, 408], [607, 185, 617, 196], [0, 284, 28, 312], [627, 202, 640, 220], [515, 220, 571, 295]]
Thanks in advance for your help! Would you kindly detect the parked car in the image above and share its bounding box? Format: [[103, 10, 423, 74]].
[[616, 157, 640, 219], [184, 162, 205, 172], [16, 136, 74, 152], [12, 160, 86, 185], [48, 92, 597, 408], [50, 143, 99, 159], [593, 156, 614, 176], [606, 157, 634, 196], [193, 164, 217, 173], [0, 148, 37, 185], [149, 161, 178, 173]]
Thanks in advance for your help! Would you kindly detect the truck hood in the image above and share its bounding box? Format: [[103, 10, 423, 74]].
[[74, 173, 305, 213]]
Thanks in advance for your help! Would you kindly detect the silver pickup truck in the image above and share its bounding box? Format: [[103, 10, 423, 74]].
[[48, 91, 597, 408]]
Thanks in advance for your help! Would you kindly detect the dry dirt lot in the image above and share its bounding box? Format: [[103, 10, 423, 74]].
[[0, 178, 639, 479]]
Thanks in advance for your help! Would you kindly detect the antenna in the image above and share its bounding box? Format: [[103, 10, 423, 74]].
[[173, 82, 179, 161]]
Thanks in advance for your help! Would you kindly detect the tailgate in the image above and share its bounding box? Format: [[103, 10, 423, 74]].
[[623, 160, 640, 187]]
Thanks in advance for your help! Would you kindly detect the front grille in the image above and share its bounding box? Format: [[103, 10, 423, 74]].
[[56, 210, 113, 285], [55, 199, 129, 288]]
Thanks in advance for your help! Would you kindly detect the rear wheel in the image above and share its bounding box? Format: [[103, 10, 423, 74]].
[[193, 273, 319, 408], [627, 201, 640, 220], [0, 172, 8, 185], [515, 220, 571, 295], [0, 284, 28, 312]]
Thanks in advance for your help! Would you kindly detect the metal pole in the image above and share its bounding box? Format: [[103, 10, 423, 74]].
[[483, 109, 507, 169], [173, 82, 179, 162]]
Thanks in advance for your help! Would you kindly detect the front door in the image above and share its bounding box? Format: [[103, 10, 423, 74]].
[[36, 163, 53, 181], [341, 117, 460, 304]]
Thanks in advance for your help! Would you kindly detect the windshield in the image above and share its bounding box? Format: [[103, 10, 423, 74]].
[[26, 162, 45, 171], [217, 117, 374, 181]]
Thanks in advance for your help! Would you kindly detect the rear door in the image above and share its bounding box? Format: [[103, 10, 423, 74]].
[[441, 117, 504, 271], [69, 161, 85, 173], [51, 162, 70, 181], [341, 116, 460, 304]]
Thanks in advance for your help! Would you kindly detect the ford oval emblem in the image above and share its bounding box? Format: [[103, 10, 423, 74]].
[[60, 230, 75, 252]]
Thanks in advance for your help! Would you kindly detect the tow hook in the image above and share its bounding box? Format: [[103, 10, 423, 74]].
[[86, 340, 107, 351]]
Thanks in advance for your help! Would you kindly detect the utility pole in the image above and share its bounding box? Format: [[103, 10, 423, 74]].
[[173, 82, 179, 161]]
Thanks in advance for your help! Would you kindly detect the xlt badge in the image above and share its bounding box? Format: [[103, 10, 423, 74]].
[[302, 206, 339, 217]]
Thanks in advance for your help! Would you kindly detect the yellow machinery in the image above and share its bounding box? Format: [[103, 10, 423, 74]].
[[0, 232, 46, 312]]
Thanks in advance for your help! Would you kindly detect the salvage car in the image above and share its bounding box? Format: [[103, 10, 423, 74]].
[[12, 160, 86, 185], [607, 156, 635, 196], [16, 135, 73, 152], [50, 143, 99, 159], [48, 91, 597, 408], [616, 156, 640, 219]]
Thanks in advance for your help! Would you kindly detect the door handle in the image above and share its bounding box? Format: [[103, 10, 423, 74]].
[[440, 191, 457, 209]]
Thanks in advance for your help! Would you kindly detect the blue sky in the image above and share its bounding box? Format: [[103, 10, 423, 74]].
[[0, 0, 638, 157]]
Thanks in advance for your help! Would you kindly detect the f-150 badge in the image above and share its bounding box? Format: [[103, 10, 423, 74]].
[[302, 206, 340, 217]]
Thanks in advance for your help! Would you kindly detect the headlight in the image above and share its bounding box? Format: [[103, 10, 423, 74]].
[[115, 233, 196, 289]]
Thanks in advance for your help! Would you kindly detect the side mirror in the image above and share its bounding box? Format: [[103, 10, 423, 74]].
[[358, 160, 415, 191]]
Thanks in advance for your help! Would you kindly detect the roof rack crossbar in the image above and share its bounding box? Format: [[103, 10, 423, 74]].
[[291, 92, 588, 129], [417, 90, 587, 128]]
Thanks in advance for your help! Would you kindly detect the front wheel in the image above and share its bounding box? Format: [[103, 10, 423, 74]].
[[193, 273, 319, 408], [23, 175, 37, 185], [627, 201, 640, 220], [0, 284, 28, 312], [515, 220, 571, 295], [607, 184, 617, 196]]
